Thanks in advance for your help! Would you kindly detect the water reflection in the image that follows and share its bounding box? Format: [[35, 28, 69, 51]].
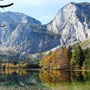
[[40, 70, 90, 90], [0, 69, 90, 90], [39, 70, 71, 83], [0, 69, 50, 90]]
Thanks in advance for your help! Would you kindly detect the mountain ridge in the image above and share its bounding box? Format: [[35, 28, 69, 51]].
[[0, 2, 89, 54], [47, 2, 90, 46], [0, 11, 41, 25]]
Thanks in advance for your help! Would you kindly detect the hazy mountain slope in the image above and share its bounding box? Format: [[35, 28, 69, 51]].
[[4, 25, 60, 54], [0, 12, 60, 54], [0, 11, 41, 25]]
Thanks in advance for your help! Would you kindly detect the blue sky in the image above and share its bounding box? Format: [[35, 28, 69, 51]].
[[1, 0, 90, 24]]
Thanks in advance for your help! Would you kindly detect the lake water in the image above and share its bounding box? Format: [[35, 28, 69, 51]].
[[0, 69, 90, 90]]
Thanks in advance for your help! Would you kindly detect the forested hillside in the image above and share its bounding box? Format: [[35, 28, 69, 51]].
[[40, 45, 90, 70]]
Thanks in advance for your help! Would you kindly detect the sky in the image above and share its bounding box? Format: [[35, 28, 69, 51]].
[[0, 0, 90, 24]]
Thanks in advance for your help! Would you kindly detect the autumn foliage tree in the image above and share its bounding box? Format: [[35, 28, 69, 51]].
[[40, 48, 69, 69], [40, 45, 89, 70]]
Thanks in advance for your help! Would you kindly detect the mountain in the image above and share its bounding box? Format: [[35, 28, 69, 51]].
[[47, 2, 90, 46], [0, 11, 41, 25], [0, 2, 90, 54], [0, 11, 60, 54]]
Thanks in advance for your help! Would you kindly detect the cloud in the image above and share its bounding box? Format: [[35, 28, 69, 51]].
[[1, 0, 89, 8], [11, 0, 60, 7], [1, 0, 78, 8], [0, 0, 46, 7], [14, 0, 46, 6]]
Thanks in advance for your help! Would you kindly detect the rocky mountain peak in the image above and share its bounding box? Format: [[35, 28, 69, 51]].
[[47, 2, 77, 33], [47, 2, 90, 46]]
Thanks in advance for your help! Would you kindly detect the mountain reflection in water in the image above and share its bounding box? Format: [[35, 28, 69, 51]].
[[0, 69, 90, 90]]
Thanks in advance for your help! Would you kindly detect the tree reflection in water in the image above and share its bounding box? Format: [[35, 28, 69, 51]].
[[39, 70, 90, 90], [0, 69, 89, 90], [39, 70, 71, 83]]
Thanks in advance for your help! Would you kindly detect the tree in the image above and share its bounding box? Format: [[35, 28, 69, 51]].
[[0, 3, 13, 8], [71, 45, 85, 69], [67, 45, 72, 61], [0, 0, 13, 8], [85, 47, 90, 60], [83, 47, 90, 69], [40, 48, 69, 70]]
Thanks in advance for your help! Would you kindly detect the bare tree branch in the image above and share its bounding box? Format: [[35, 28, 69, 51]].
[[0, 24, 7, 27], [0, 0, 14, 28], [0, 3, 14, 8]]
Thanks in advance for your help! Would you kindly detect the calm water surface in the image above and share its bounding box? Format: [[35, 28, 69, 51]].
[[0, 69, 90, 90]]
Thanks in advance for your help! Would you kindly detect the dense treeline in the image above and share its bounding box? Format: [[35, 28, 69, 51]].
[[0, 51, 43, 69], [83, 47, 90, 69], [0, 61, 29, 69], [40, 48, 69, 69], [40, 45, 90, 70]]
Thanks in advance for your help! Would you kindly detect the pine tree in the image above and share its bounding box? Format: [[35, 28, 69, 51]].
[[83, 47, 90, 69], [71, 45, 85, 69], [67, 45, 72, 61]]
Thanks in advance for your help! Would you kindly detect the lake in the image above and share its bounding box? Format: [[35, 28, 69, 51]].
[[0, 69, 90, 90]]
